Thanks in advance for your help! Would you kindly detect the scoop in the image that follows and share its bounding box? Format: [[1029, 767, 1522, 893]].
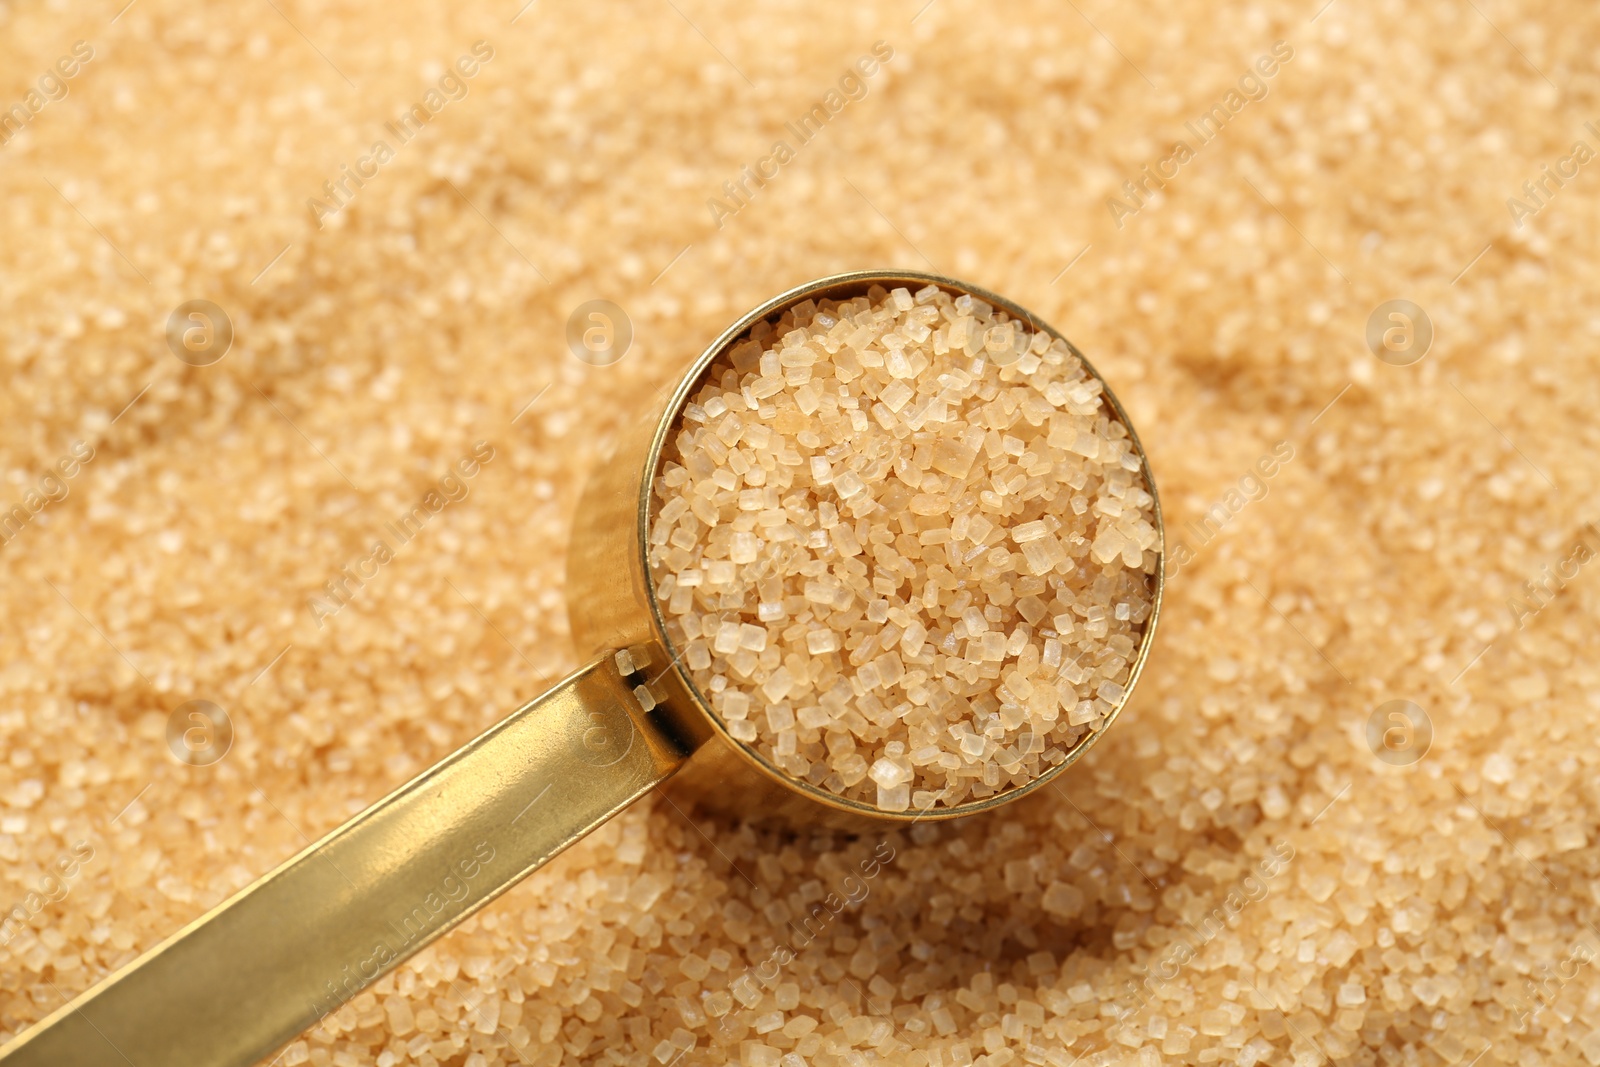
[[0, 269, 1163, 1067]]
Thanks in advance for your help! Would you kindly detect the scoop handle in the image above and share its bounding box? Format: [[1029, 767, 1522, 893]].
[[0, 652, 695, 1067]]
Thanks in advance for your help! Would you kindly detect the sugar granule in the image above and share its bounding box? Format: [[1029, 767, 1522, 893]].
[[648, 284, 1158, 810]]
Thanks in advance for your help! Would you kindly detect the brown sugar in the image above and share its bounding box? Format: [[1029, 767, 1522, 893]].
[[1, 0, 1594, 1064], [648, 284, 1156, 811]]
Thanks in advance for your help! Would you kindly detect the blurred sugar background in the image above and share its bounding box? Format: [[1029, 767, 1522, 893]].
[[1, 0, 1599, 1064]]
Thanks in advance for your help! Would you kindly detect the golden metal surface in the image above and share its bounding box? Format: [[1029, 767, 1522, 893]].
[[0, 655, 693, 1067], [1, 269, 1163, 1066]]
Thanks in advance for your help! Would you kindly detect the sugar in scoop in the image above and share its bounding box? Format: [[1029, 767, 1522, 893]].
[[647, 283, 1158, 812]]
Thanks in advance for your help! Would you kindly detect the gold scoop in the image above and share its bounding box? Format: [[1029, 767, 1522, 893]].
[[0, 269, 1163, 1067]]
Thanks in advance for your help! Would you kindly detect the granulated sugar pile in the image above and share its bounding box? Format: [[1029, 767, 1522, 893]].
[[3, 0, 1599, 1065], [648, 285, 1156, 811]]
